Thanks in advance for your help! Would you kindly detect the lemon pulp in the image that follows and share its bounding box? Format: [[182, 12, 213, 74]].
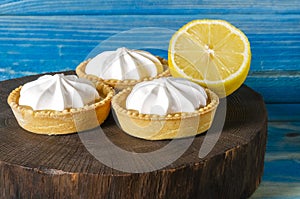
[[168, 19, 251, 97]]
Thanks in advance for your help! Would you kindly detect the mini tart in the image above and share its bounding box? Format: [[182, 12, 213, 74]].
[[7, 82, 114, 135], [76, 57, 170, 90], [112, 87, 219, 140]]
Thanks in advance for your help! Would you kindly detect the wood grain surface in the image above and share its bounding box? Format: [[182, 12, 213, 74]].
[[0, 73, 267, 199]]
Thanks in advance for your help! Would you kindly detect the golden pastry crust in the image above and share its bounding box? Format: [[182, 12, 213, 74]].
[[7, 82, 114, 135], [112, 87, 219, 140], [76, 57, 170, 90]]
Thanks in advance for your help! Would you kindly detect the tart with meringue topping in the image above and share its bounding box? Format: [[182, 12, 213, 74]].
[[7, 74, 114, 135], [112, 77, 219, 140], [76, 47, 170, 90]]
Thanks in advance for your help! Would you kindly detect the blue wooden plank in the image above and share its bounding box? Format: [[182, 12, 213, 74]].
[[265, 122, 300, 153], [264, 160, 300, 182], [0, 0, 299, 15], [250, 182, 300, 199], [250, 122, 300, 198], [245, 71, 300, 103], [0, 15, 299, 72], [0, 14, 299, 103], [267, 104, 300, 122], [1, 14, 299, 33], [264, 122, 300, 179]]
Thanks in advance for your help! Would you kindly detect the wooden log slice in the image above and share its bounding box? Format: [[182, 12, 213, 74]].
[[0, 71, 267, 199]]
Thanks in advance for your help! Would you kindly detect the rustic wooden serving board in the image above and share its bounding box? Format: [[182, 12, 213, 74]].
[[0, 72, 267, 199]]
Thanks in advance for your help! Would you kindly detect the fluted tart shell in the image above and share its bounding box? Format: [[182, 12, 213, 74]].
[[7, 82, 114, 135], [112, 87, 219, 140], [76, 57, 170, 90]]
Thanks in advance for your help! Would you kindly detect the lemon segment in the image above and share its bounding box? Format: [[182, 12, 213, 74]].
[[168, 19, 251, 97]]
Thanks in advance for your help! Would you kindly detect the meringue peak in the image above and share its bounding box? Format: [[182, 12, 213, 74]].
[[85, 47, 163, 80], [19, 74, 100, 111], [126, 77, 207, 115]]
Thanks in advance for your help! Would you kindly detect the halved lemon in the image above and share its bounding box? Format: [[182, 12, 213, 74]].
[[168, 19, 251, 97]]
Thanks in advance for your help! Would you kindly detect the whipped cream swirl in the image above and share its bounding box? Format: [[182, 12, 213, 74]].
[[19, 74, 100, 111], [85, 47, 163, 80], [126, 77, 207, 115]]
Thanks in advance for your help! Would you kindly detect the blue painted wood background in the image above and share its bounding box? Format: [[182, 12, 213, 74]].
[[0, 0, 299, 198]]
